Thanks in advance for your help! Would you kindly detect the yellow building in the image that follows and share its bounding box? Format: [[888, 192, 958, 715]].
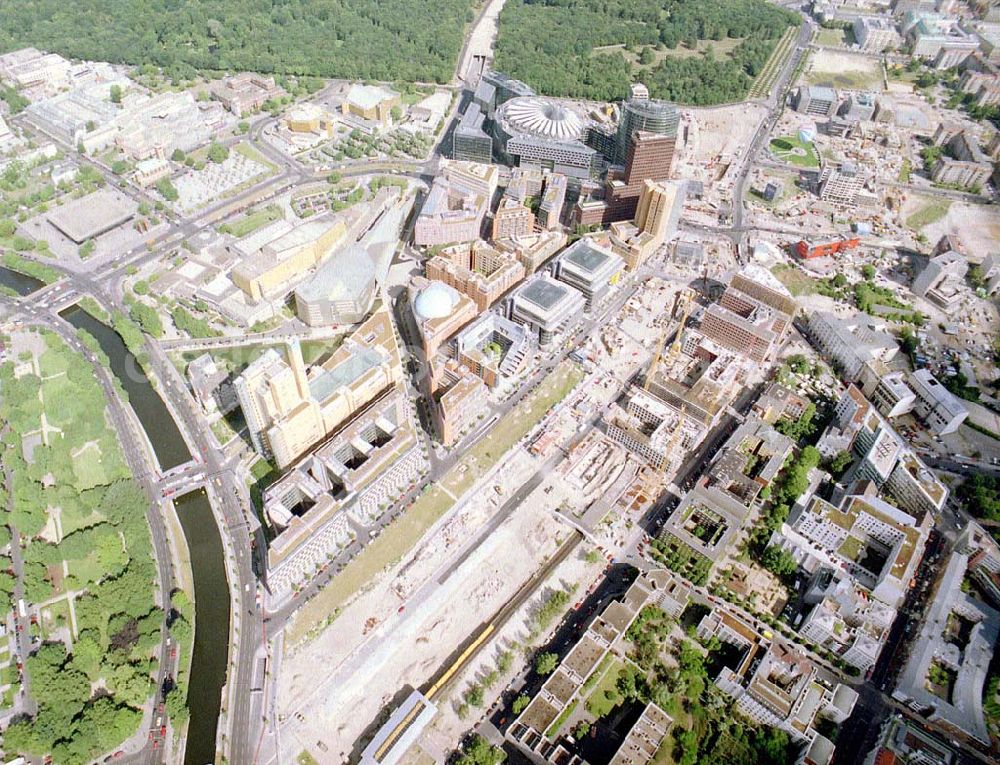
[[231, 215, 347, 301], [234, 307, 404, 468], [341, 84, 401, 124], [285, 103, 336, 137]]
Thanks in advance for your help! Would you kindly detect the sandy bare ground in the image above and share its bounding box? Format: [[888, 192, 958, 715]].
[[276, 449, 572, 762], [902, 195, 1000, 259], [803, 49, 883, 90], [676, 104, 769, 172], [423, 546, 606, 752]]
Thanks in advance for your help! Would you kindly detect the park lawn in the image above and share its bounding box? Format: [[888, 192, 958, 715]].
[[585, 657, 625, 718], [770, 264, 818, 297], [67, 541, 126, 586], [38, 345, 73, 377], [71, 442, 109, 490], [814, 27, 846, 46], [224, 205, 283, 238], [288, 361, 584, 645], [38, 597, 71, 639], [769, 136, 820, 168], [906, 200, 951, 230]]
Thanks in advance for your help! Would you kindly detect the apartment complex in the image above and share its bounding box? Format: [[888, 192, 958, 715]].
[[426, 240, 526, 312], [235, 309, 403, 468], [699, 266, 796, 364], [262, 387, 425, 597]]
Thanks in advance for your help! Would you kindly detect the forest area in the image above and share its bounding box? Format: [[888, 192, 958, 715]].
[[0, 0, 478, 84], [493, 0, 800, 105]]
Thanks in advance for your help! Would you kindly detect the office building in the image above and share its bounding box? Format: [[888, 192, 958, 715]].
[[862, 715, 959, 765], [613, 96, 680, 166], [492, 96, 599, 179], [426, 240, 526, 311], [429, 359, 489, 445], [552, 238, 625, 310], [842, 91, 878, 121], [452, 312, 534, 388], [492, 197, 534, 239], [818, 163, 869, 206], [293, 243, 379, 326], [779, 490, 931, 609], [908, 369, 969, 435], [232, 214, 347, 302], [606, 180, 683, 271], [699, 266, 795, 364], [864, 370, 916, 419], [235, 308, 403, 468], [508, 569, 679, 765], [806, 311, 899, 380], [605, 386, 706, 474], [492, 229, 567, 275], [537, 173, 567, 230], [912, 249, 968, 311], [414, 162, 498, 247], [893, 552, 999, 745], [854, 17, 902, 51], [452, 103, 493, 163], [409, 278, 478, 358], [799, 570, 897, 672], [697, 611, 857, 761], [210, 72, 284, 116], [508, 275, 587, 345], [187, 353, 234, 415], [795, 86, 839, 116], [908, 15, 979, 67], [958, 522, 1000, 607]]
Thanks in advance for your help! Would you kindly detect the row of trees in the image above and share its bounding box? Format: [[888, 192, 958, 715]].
[[0, 0, 476, 84], [493, 0, 798, 104]]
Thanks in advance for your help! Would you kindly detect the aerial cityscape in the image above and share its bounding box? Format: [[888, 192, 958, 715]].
[[0, 0, 998, 764]]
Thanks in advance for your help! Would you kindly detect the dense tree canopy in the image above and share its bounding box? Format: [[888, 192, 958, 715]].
[[494, 0, 798, 104], [0, 0, 478, 84]]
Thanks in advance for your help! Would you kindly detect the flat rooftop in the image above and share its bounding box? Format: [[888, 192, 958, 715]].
[[47, 189, 138, 243], [518, 277, 570, 311]]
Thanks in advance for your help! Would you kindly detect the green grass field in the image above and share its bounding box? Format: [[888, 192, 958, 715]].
[[584, 658, 624, 718], [769, 136, 820, 168], [222, 205, 283, 238], [770, 264, 818, 297], [906, 200, 951, 230]]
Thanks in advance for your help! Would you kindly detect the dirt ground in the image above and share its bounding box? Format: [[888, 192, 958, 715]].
[[275, 450, 569, 763], [803, 49, 884, 91], [903, 195, 1000, 259]]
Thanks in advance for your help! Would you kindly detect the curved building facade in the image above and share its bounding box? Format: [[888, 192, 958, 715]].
[[493, 96, 599, 179], [614, 98, 680, 165]]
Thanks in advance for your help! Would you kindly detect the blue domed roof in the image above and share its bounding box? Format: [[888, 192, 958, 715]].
[[414, 282, 457, 320]]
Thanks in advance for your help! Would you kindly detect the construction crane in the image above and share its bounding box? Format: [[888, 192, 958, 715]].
[[646, 289, 694, 392]]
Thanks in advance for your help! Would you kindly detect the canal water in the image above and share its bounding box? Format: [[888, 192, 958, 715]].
[[60, 306, 190, 471], [174, 490, 231, 765], [0, 265, 44, 296], [51, 305, 229, 764]]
